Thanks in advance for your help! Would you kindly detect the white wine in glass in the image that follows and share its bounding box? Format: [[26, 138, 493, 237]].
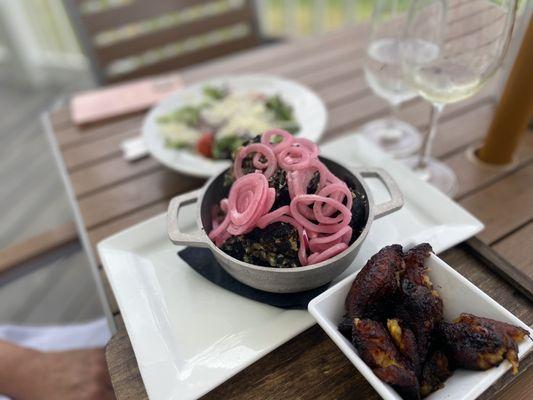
[[361, 0, 438, 157], [401, 0, 518, 195]]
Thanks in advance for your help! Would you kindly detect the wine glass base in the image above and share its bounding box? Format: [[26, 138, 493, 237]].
[[403, 156, 458, 197], [359, 118, 422, 158]]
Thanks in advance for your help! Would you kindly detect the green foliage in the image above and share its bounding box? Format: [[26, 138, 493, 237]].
[[266, 95, 293, 121], [157, 106, 201, 127], [203, 85, 228, 100], [164, 138, 188, 149], [212, 135, 244, 160]]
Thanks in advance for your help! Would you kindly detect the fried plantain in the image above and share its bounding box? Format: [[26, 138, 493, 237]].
[[353, 318, 420, 400], [345, 244, 404, 320], [419, 350, 452, 398], [395, 280, 443, 364], [387, 318, 420, 375], [402, 243, 433, 288], [439, 314, 529, 374], [455, 314, 530, 344], [340, 244, 529, 400]]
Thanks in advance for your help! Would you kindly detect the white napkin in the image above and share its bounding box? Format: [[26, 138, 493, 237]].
[[0, 318, 110, 400], [0, 318, 110, 351], [121, 135, 149, 161]]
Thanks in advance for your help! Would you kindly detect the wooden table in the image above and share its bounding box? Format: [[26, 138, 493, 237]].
[[44, 4, 532, 398]]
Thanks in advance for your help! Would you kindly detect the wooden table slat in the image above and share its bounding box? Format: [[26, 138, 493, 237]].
[[63, 129, 140, 171], [106, 329, 149, 400], [57, 114, 145, 149], [78, 170, 202, 229], [71, 157, 161, 198], [460, 163, 533, 244], [88, 201, 169, 258], [493, 222, 533, 280]]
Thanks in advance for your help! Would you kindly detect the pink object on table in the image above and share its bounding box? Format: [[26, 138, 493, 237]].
[[70, 74, 184, 125]]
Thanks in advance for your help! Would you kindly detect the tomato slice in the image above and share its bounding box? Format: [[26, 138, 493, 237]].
[[196, 132, 214, 158]]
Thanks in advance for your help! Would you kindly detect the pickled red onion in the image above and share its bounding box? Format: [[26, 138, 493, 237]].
[[208, 213, 230, 246], [290, 194, 351, 233], [278, 146, 312, 171], [307, 243, 348, 265], [261, 128, 294, 153], [214, 230, 232, 247], [257, 205, 290, 229], [308, 225, 352, 253], [252, 153, 268, 169], [313, 183, 353, 224], [229, 173, 267, 225], [227, 173, 274, 235], [234, 143, 277, 179], [292, 137, 319, 158]]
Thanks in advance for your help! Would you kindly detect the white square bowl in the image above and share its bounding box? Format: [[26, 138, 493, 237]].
[[308, 254, 532, 400]]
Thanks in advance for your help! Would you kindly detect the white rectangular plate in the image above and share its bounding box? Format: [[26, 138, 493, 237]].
[[308, 254, 533, 400], [98, 135, 484, 400]]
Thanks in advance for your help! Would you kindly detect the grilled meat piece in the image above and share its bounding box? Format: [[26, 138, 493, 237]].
[[353, 318, 420, 400], [419, 350, 452, 398], [403, 243, 433, 288], [345, 244, 404, 320], [387, 319, 420, 375], [220, 222, 300, 268], [396, 280, 443, 363], [438, 314, 529, 373]]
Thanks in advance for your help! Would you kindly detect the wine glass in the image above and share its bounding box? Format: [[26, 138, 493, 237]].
[[401, 0, 518, 195], [361, 0, 432, 158]]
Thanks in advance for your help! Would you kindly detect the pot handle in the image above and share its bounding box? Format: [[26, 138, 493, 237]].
[[167, 189, 209, 247], [354, 167, 404, 219]]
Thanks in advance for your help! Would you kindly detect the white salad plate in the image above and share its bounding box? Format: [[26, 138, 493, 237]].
[[98, 134, 483, 400], [142, 74, 327, 178], [308, 254, 533, 400]]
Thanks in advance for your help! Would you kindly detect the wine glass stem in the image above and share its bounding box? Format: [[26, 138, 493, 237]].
[[389, 101, 399, 124], [416, 103, 444, 170]]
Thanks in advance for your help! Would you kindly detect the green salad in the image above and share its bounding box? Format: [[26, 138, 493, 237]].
[[157, 86, 300, 159]]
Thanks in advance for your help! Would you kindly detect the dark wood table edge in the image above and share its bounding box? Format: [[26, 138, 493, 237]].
[[465, 237, 533, 301]]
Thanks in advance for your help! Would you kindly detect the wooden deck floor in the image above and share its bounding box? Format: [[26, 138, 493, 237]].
[[0, 67, 104, 324]]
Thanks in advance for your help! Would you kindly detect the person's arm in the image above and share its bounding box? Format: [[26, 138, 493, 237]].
[[0, 340, 38, 398], [0, 340, 115, 400]]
